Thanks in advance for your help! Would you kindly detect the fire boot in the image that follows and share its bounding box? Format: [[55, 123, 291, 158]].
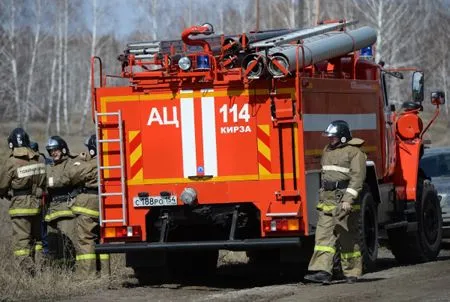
[[304, 271, 332, 284], [345, 276, 358, 284]]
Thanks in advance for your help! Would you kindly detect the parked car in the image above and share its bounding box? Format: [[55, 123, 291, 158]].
[[420, 147, 450, 237]]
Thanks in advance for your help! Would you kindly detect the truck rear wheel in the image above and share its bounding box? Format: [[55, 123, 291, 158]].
[[387, 180, 442, 264], [132, 250, 218, 284], [169, 250, 219, 277], [359, 185, 378, 272]]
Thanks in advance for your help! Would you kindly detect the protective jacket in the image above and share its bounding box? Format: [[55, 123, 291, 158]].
[[0, 147, 46, 217], [317, 138, 367, 214], [70, 153, 98, 217], [45, 156, 76, 222]]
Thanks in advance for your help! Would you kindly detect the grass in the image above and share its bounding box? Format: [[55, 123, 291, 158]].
[[0, 122, 124, 302]]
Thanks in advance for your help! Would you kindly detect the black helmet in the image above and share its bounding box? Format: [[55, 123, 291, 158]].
[[45, 136, 69, 156], [30, 141, 39, 152], [323, 120, 352, 144], [8, 128, 30, 149], [84, 134, 97, 157]]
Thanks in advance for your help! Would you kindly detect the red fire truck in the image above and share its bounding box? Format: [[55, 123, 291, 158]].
[[93, 21, 444, 280]]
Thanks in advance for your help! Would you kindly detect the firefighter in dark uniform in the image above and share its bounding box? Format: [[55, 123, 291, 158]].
[[44, 136, 77, 268], [304, 120, 366, 284], [0, 128, 46, 273], [72, 134, 110, 276]]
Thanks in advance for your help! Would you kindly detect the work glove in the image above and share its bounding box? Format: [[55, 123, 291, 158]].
[[341, 201, 352, 212]]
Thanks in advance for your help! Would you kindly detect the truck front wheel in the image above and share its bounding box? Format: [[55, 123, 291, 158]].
[[387, 180, 442, 264]]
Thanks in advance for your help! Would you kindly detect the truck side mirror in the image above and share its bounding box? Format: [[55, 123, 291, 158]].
[[431, 91, 445, 105], [412, 71, 424, 103]]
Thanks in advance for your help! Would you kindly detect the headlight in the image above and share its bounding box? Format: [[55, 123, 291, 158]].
[[180, 187, 197, 205], [178, 56, 192, 71]]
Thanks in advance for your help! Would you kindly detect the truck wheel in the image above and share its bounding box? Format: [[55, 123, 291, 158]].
[[133, 266, 169, 285], [359, 185, 378, 272], [388, 180, 442, 264], [168, 250, 218, 278], [246, 249, 280, 265]]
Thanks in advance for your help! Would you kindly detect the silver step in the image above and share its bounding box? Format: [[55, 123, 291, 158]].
[[102, 219, 127, 223], [98, 138, 121, 143], [99, 165, 121, 170], [100, 192, 123, 197]]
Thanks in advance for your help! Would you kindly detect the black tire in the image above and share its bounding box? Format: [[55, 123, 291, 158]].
[[246, 249, 280, 265], [133, 250, 218, 284], [387, 180, 442, 264], [359, 185, 379, 273], [166, 250, 219, 278]]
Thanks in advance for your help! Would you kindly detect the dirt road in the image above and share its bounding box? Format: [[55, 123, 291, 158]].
[[65, 246, 450, 302]]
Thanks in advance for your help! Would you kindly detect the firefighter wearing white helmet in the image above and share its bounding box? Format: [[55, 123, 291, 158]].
[[72, 134, 110, 276], [304, 120, 366, 284], [0, 128, 46, 274]]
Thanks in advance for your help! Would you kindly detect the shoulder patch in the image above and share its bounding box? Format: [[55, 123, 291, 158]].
[[73, 162, 81, 166]]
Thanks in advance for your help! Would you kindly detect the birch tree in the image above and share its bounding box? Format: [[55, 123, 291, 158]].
[[79, 0, 98, 132], [24, 0, 42, 125], [2, 0, 23, 125], [56, 7, 63, 134], [63, 0, 69, 133]]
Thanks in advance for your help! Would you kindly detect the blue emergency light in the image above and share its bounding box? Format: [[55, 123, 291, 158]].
[[197, 55, 210, 70], [360, 46, 374, 61]]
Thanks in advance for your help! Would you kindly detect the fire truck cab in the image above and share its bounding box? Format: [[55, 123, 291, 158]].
[[93, 21, 444, 281]]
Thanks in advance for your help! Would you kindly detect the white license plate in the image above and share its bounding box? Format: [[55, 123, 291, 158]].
[[133, 196, 177, 207]]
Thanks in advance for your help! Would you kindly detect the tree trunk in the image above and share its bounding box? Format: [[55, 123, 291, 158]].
[[9, 1, 22, 125], [80, 0, 97, 133], [46, 39, 58, 137], [56, 11, 63, 135], [24, 0, 42, 126], [63, 0, 69, 134]]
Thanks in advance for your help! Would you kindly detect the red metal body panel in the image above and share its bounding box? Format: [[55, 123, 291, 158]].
[[94, 71, 387, 241]]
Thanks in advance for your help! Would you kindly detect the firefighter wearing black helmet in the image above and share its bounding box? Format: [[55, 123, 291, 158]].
[[0, 128, 46, 273], [71, 134, 109, 276], [44, 135, 77, 267], [304, 120, 366, 284]]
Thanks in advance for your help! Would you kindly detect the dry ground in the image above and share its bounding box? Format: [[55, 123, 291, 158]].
[[0, 110, 449, 302], [61, 247, 450, 302]]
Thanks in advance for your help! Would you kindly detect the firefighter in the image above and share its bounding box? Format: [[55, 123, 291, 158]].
[[71, 134, 110, 276], [304, 120, 366, 284], [44, 136, 77, 268], [30, 141, 50, 256], [0, 128, 46, 274]]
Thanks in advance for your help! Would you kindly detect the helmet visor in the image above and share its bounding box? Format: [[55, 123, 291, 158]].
[[322, 124, 339, 137]]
